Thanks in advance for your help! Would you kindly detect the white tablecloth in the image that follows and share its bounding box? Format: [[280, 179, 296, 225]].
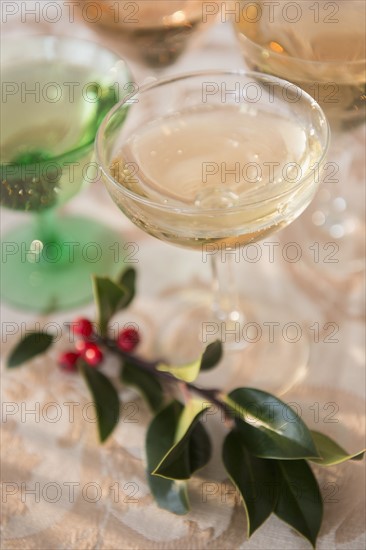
[[1, 3, 365, 549]]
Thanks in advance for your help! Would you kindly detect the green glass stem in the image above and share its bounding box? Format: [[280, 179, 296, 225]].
[[1, 216, 123, 312], [35, 209, 59, 244], [31, 209, 71, 267]]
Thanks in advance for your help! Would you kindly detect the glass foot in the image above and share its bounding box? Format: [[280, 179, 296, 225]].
[[281, 210, 365, 319], [157, 288, 310, 396], [1, 217, 124, 312], [278, 126, 365, 319]]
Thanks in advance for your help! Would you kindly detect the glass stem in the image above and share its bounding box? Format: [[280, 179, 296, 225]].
[[35, 209, 59, 245], [29, 209, 65, 265], [210, 254, 245, 324]]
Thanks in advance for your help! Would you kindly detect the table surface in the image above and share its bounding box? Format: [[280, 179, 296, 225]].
[[1, 3, 365, 549]]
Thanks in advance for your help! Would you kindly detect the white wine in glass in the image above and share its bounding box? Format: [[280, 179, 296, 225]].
[[96, 71, 329, 392], [233, 0, 365, 295], [1, 63, 116, 211], [1, 35, 131, 311], [109, 103, 325, 248], [74, 0, 215, 68], [233, 0, 365, 127]]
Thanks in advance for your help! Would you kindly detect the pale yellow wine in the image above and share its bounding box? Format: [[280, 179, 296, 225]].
[[234, 0, 365, 125], [109, 105, 324, 249]]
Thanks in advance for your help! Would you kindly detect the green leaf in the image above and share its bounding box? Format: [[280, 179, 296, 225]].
[[92, 276, 129, 336], [121, 361, 164, 412], [186, 421, 211, 475], [200, 340, 223, 371], [157, 358, 201, 383], [7, 333, 54, 368], [156, 342, 222, 382], [145, 401, 189, 515], [226, 389, 319, 459], [310, 431, 366, 466], [156, 342, 222, 381], [223, 429, 277, 537], [275, 460, 322, 548], [79, 362, 120, 443], [153, 398, 211, 480], [118, 267, 136, 308]]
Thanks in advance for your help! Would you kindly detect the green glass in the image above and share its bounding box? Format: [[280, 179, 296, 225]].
[[1, 35, 132, 311]]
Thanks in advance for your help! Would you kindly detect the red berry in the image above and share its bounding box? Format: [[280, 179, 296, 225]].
[[72, 317, 93, 338], [83, 343, 103, 367], [117, 328, 140, 352], [58, 351, 79, 373], [75, 339, 88, 354]]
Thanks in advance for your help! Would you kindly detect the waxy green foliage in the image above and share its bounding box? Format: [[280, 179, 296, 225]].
[[151, 398, 211, 480], [200, 340, 223, 370], [79, 361, 120, 442], [226, 388, 320, 459], [157, 358, 202, 383], [310, 431, 365, 465], [145, 401, 190, 515], [121, 360, 164, 412], [223, 429, 276, 537], [274, 459, 323, 548], [7, 333, 54, 367], [7, 268, 365, 548], [92, 276, 131, 336]]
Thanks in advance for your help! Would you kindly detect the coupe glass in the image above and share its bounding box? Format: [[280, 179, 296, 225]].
[[233, 0, 365, 128], [73, 0, 218, 69], [232, 0, 365, 289], [96, 71, 329, 390], [1, 35, 131, 311]]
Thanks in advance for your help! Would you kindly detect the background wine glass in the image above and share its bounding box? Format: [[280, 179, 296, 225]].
[[73, 0, 219, 73], [232, 0, 366, 297], [0, 35, 131, 312], [96, 70, 329, 392], [233, 0, 365, 128]]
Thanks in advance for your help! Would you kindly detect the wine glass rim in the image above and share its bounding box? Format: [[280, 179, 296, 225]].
[[235, 26, 366, 67], [95, 69, 330, 214], [1, 34, 131, 167]]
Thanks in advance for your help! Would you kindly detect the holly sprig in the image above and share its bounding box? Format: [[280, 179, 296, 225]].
[[6, 267, 365, 548]]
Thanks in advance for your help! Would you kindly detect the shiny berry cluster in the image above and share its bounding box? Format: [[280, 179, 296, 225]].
[[58, 318, 140, 373]]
